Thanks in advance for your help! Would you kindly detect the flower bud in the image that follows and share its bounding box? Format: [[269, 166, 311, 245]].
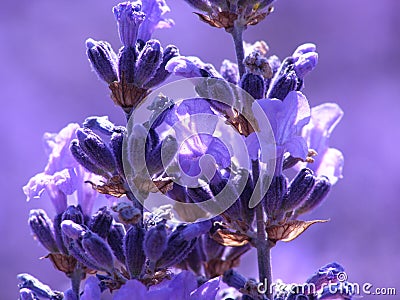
[[61, 220, 85, 240], [62, 205, 84, 224], [146, 135, 178, 175], [144, 44, 180, 88], [134, 40, 163, 87], [83, 116, 115, 136], [295, 176, 331, 216], [220, 59, 239, 84], [292, 43, 316, 58], [238, 172, 255, 225], [124, 224, 146, 278], [143, 222, 168, 261], [127, 123, 148, 173], [223, 269, 247, 290], [263, 175, 288, 221], [210, 171, 241, 222], [88, 206, 113, 239], [53, 214, 68, 254], [267, 70, 298, 100], [240, 72, 265, 100], [29, 209, 59, 253], [113, 2, 145, 47], [282, 168, 315, 212], [61, 206, 84, 253], [156, 226, 197, 269], [68, 239, 108, 272], [70, 140, 108, 177], [86, 39, 118, 84], [180, 220, 212, 241], [82, 231, 115, 273], [294, 52, 318, 79], [118, 46, 137, 84], [76, 129, 116, 173], [107, 222, 126, 264], [110, 128, 126, 176]]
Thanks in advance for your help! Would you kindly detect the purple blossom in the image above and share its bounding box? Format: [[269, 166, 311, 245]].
[[138, 0, 174, 42], [250, 91, 311, 173], [22, 124, 99, 215], [80, 277, 101, 300], [152, 98, 231, 183], [299, 103, 344, 184], [113, 271, 219, 300]]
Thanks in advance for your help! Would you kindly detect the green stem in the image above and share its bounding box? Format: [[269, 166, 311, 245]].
[[231, 25, 246, 79], [70, 265, 83, 299], [252, 160, 273, 300]]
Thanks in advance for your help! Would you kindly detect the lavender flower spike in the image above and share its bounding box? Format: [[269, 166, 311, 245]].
[[113, 1, 145, 47], [300, 103, 344, 184]]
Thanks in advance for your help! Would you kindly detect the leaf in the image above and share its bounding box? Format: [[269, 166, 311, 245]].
[[86, 175, 127, 198], [211, 228, 250, 247], [43, 253, 77, 276], [266, 219, 329, 242], [194, 12, 238, 30]]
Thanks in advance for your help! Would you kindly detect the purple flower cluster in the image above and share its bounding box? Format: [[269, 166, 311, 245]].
[[19, 1, 348, 300]]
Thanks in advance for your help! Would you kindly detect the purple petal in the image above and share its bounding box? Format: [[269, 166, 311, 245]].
[[51, 168, 78, 196], [43, 123, 80, 175], [138, 0, 174, 42], [314, 148, 344, 185], [245, 132, 260, 160], [190, 277, 220, 300], [257, 91, 310, 159], [76, 167, 99, 216], [284, 135, 309, 160], [305, 103, 344, 154], [113, 280, 147, 300], [23, 173, 52, 201], [299, 102, 344, 183], [167, 271, 198, 299], [80, 276, 101, 300]]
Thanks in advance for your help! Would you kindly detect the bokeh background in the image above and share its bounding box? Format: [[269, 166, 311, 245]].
[[2, 0, 399, 298]]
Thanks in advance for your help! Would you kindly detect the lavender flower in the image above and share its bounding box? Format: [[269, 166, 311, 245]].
[[299, 103, 344, 184], [138, 0, 174, 42], [19, 1, 348, 300], [250, 91, 311, 174], [113, 271, 219, 300]]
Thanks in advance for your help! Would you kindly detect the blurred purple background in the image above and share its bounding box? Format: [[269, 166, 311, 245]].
[[2, 0, 400, 298]]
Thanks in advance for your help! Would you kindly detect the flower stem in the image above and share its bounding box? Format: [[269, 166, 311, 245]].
[[71, 265, 83, 299], [252, 160, 273, 300], [231, 24, 246, 79]]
